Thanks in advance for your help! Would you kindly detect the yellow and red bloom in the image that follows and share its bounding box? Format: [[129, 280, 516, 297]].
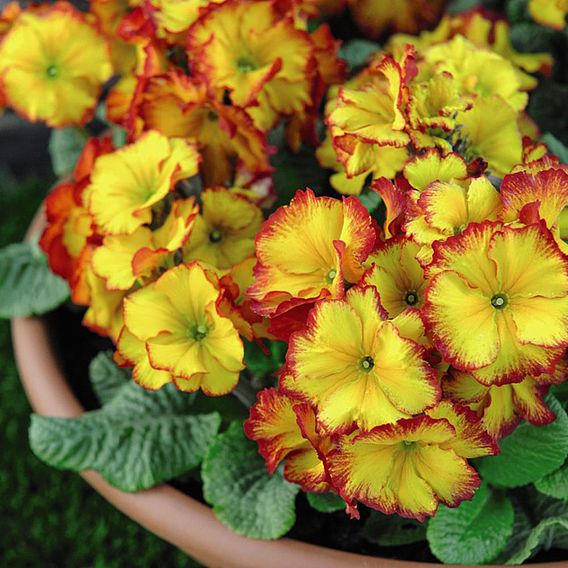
[[122, 262, 244, 395], [183, 188, 263, 270], [363, 238, 427, 317], [86, 131, 200, 235], [248, 189, 376, 320], [424, 222, 568, 385], [445, 366, 565, 440], [138, 71, 271, 186], [187, 0, 315, 130], [245, 388, 334, 493], [327, 402, 496, 521], [285, 286, 439, 433], [0, 4, 112, 126]]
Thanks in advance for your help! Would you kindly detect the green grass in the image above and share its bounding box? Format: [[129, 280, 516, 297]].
[[0, 170, 198, 567]]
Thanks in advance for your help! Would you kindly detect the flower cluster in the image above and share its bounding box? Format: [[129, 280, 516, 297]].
[[317, 8, 553, 195], [246, 148, 568, 520], [5, 0, 567, 530]]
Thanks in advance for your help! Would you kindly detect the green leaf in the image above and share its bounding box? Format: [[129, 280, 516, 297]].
[[306, 492, 345, 513], [338, 39, 381, 72], [427, 483, 514, 565], [244, 340, 287, 379], [542, 133, 568, 164], [476, 396, 568, 488], [48, 127, 88, 177], [510, 22, 556, 53], [535, 460, 568, 500], [364, 512, 426, 547], [505, 517, 568, 564], [112, 126, 128, 149], [358, 190, 381, 212], [0, 242, 69, 319], [89, 351, 130, 406], [30, 382, 220, 491], [202, 421, 300, 539], [505, 0, 530, 23]]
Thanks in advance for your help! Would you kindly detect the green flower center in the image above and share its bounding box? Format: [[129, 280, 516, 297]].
[[236, 57, 256, 73], [326, 269, 337, 283], [359, 356, 374, 372], [207, 110, 219, 122], [491, 293, 508, 310], [46, 64, 59, 79], [404, 290, 418, 306], [402, 440, 417, 449], [191, 324, 208, 341], [209, 229, 223, 243]]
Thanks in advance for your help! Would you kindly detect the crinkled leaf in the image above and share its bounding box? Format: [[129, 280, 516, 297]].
[[306, 492, 345, 514], [202, 421, 299, 539], [542, 133, 568, 164], [339, 39, 381, 72], [535, 460, 568, 500], [48, 127, 88, 177], [427, 483, 514, 565], [528, 80, 568, 146], [358, 190, 382, 213], [89, 351, 130, 405], [364, 512, 426, 547], [477, 396, 568, 488], [112, 126, 128, 149], [30, 381, 219, 491], [506, 0, 530, 23], [0, 242, 69, 319]]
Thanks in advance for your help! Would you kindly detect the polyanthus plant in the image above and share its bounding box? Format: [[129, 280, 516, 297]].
[[1, 0, 568, 566]]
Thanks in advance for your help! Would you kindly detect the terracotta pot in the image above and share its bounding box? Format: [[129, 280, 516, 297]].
[[9, 206, 560, 568]]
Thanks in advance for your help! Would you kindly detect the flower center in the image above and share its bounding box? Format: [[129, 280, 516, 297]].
[[191, 324, 209, 341], [46, 64, 59, 79], [402, 440, 417, 449], [359, 356, 374, 372], [237, 57, 256, 73], [490, 293, 508, 310], [326, 269, 337, 283], [209, 229, 223, 243], [207, 110, 219, 122], [404, 290, 418, 306]]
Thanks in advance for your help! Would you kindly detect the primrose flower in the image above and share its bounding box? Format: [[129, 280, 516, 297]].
[[183, 188, 263, 270], [150, 0, 223, 36], [187, 0, 314, 129], [499, 167, 568, 252], [445, 367, 564, 440], [285, 286, 439, 433], [363, 238, 427, 317], [92, 198, 198, 290], [327, 402, 496, 520], [248, 189, 376, 320], [348, 0, 445, 38], [123, 263, 244, 395], [138, 71, 271, 186], [244, 388, 334, 493], [424, 222, 568, 385], [86, 131, 200, 235], [528, 0, 568, 30], [403, 150, 468, 193], [0, 4, 112, 126]]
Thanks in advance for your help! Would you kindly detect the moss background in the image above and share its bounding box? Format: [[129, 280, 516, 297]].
[[0, 168, 198, 567]]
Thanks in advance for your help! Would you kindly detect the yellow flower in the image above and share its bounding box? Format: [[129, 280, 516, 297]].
[[92, 198, 198, 290], [327, 402, 496, 520], [187, 0, 314, 129], [529, 0, 568, 30], [123, 263, 244, 395], [150, 0, 223, 36], [0, 4, 112, 126], [424, 222, 568, 385], [248, 189, 376, 318], [285, 286, 439, 433], [85, 131, 200, 235], [403, 150, 468, 193], [363, 237, 427, 317], [138, 71, 271, 186], [445, 366, 565, 440], [244, 387, 334, 493], [183, 188, 262, 270]]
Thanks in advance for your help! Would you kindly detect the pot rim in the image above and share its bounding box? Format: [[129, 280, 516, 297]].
[[9, 205, 559, 568]]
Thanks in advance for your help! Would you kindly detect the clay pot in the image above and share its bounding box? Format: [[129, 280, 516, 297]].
[[9, 207, 560, 568]]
